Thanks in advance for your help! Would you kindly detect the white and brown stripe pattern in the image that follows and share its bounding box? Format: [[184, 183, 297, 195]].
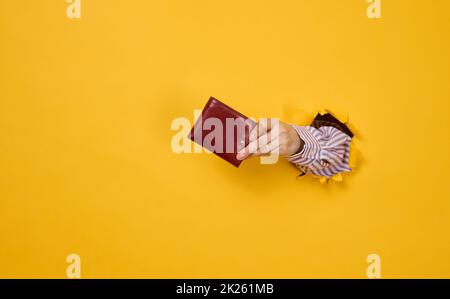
[[287, 125, 352, 178]]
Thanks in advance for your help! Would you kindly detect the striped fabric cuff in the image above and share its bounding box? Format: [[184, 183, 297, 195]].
[[286, 125, 321, 164]]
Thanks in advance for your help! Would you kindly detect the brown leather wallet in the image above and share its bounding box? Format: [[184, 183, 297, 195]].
[[189, 97, 256, 167]]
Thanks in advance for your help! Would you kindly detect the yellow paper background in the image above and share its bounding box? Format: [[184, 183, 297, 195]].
[[1, 0, 449, 278]]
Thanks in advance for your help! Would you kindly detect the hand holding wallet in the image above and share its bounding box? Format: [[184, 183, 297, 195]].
[[188, 97, 256, 167]]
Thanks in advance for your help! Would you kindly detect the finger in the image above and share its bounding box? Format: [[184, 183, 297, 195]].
[[249, 124, 266, 143], [252, 136, 280, 157], [237, 132, 277, 160], [236, 148, 250, 161], [236, 136, 260, 160], [249, 125, 259, 143], [237, 131, 268, 160], [237, 119, 279, 160], [250, 119, 273, 141]]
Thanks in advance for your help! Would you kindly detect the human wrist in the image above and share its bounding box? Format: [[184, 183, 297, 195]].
[[285, 125, 304, 156]]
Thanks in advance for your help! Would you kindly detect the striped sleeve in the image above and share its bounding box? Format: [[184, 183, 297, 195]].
[[286, 125, 352, 178]]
